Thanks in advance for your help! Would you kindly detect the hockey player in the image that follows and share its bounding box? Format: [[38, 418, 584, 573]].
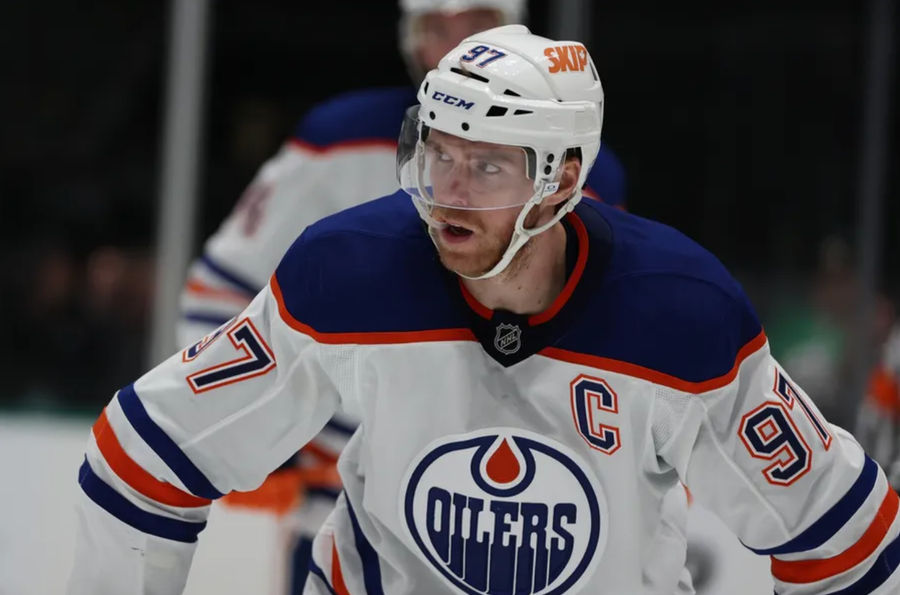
[[69, 26, 899, 595], [177, 2, 626, 591]]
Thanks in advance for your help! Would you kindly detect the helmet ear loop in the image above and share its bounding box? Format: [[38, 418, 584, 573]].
[[514, 154, 566, 239]]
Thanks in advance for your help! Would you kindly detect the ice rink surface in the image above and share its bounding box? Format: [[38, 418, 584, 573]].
[[0, 413, 772, 594]]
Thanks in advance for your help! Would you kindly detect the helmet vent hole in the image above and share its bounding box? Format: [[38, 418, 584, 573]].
[[450, 67, 489, 83], [546, 154, 555, 163], [543, 165, 553, 175], [503, 89, 521, 97], [429, 111, 436, 120], [461, 122, 470, 131], [486, 106, 508, 117], [513, 109, 533, 116], [423, 82, 429, 95]]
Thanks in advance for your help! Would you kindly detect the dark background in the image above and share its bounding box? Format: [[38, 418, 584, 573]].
[[0, 1, 896, 424]]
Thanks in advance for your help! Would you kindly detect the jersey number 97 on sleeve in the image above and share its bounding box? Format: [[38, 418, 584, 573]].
[[738, 367, 833, 486], [739, 402, 811, 486], [184, 318, 276, 394]]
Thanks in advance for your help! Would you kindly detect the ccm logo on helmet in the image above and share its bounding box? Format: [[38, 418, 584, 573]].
[[544, 45, 589, 73], [431, 90, 475, 110]]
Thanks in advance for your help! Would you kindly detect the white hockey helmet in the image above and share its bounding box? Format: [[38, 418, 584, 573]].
[[397, 24, 604, 279], [398, 0, 527, 82]]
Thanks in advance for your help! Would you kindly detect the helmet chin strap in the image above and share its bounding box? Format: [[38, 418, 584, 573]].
[[461, 182, 580, 280], [413, 177, 581, 281]]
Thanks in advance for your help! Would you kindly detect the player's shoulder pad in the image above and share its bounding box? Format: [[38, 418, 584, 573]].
[[293, 86, 419, 148], [272, 191, 467, 336], [567, 201, 764, 387]]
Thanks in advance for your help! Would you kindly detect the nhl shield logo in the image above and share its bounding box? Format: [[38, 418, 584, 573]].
[[402, 429, 607, 594], [494, 323, 522, 355]]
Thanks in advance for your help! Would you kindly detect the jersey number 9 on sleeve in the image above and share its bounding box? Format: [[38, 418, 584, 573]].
[[738, 402, 812, 486], [185, 318, 276, 394]]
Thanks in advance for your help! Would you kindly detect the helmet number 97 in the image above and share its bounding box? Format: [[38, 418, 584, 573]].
[[460, 45, 507, 68]]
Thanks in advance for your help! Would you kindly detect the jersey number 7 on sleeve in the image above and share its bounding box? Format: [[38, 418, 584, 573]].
[[184, 318, 276, 394]]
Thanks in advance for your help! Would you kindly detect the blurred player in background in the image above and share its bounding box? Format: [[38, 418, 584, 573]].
[[176, 2, 627, 593], [855, 298, 900, 486]]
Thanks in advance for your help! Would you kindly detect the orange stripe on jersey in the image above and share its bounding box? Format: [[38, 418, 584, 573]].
[[270, 274, 477, 345], [300, 463, 343, 491], [539, 330, 768, 394], [288, 138, 397, 155], [455, 212, 589, 326], [332, 540, 351, 595], [458, 279, 493, 320], [771, 487, 900, 584], [529, 213, 589, 326], [867, 365, 900, 417], [219, 468, 303, 515], [184, 278, 253, 305], [302, 441, 340, 465], [92, 410, 211, 508]]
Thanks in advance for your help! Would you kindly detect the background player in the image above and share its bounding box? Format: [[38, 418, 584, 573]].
[[177, 2, 627, 592]]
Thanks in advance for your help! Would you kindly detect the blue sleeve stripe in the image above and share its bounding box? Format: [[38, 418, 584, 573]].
[[825, 530, 900, 594], [749, 456, 878, 555], [117, 384, 224, 500], [180, 311, 235, 327], [346, 493, 384, 595], [307, 558, 339, 595], [78, 458, 206, 543], [200, 254, 260, 297], [326, 417, 357, 436]]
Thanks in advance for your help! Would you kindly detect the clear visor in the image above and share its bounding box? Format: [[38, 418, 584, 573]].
[[397, 106, 536, 211]]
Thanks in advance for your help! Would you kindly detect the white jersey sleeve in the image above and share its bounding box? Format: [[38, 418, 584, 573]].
[[655, 334, 900, 594], [68, 284, 344, 594]]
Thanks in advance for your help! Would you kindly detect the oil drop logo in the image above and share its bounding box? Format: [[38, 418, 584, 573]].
[[402, 429, 607, 595]]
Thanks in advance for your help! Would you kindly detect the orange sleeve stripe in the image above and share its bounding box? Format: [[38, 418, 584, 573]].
[[299, 464, 343, 490], [92, 409, 212, 508], [219, 469, 302, 515], [302, 441, 340, 464], [772, 487, 900, 584], [540, 329, 768, 394], [332, 540, 351, 595]]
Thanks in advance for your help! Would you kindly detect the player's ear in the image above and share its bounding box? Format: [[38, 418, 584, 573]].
[[544, 157, 582, 207]]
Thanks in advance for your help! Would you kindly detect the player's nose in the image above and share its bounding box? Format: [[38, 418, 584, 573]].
[[443, 172, 472, 208]]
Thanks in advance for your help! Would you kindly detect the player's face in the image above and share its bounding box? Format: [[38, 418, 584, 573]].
[[424, 130, 537, 277], [414, 9, 505, 70]]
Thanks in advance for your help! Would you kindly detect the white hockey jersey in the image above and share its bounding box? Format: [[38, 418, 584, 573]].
[[70, 196, 899, 595]]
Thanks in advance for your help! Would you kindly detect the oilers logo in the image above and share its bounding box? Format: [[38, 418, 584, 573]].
[[403, 429, 607, 594]]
